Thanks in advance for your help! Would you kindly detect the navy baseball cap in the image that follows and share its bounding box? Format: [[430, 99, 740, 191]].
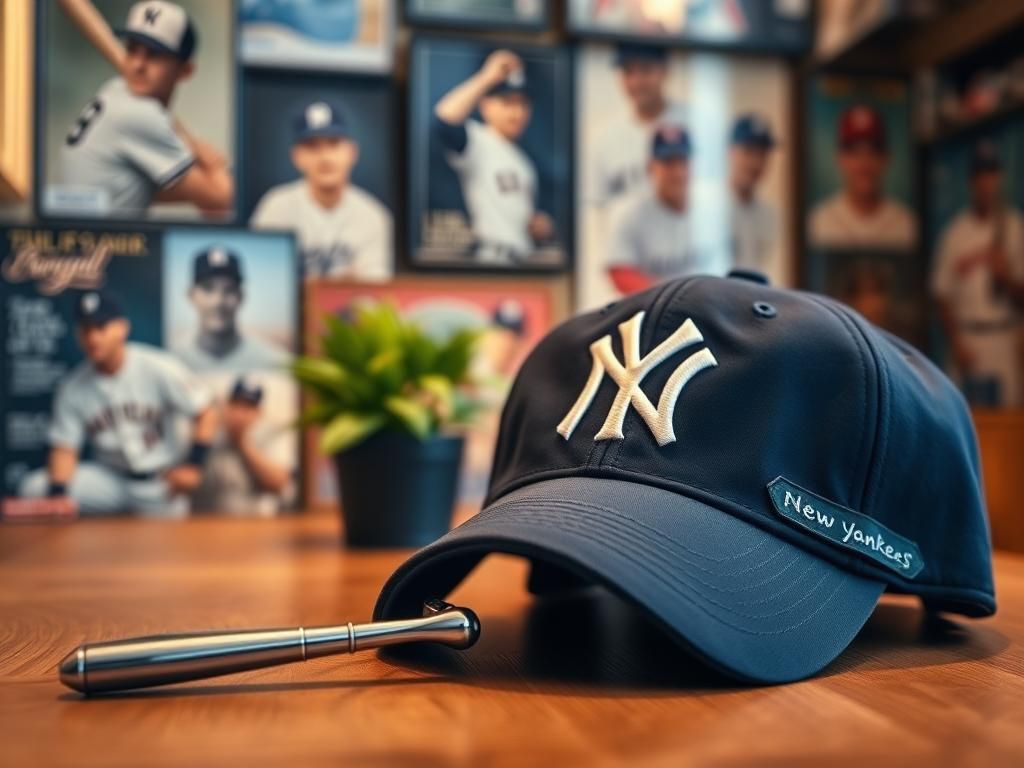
[[486, 67, 529, 98], [651, 124, 691, 160], [375, 273, 995, 683], [732, 113, 776, 149], [970, 141, 1002, 176], [492, 300, 526, 336], [75, 291, 124, 325], [294, 101, 351, 144], [119, 1, 197, 61], [230, 376, 264, 405], [193, 246, 242, 285], [613, 43, 668, 67]]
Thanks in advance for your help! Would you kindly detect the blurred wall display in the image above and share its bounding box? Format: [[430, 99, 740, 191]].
[[38, 0, 237, 222], [408, 38, 572, 270], [0, 0, 34, 216], [928, 127, 1024, 409], [244, 70, 395, 280], [576, 42, 794, 310], [0, 224, 300, 520], [815, 0, 898, 61], [568, 0, 811, 54], [303, 278, 560, 508], [405, 0, 548, 30], [806, 74, 916, 252], [241, 0, 395, 73]]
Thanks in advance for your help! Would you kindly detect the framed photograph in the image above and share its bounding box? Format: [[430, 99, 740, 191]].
[[302, 276, 567, 510], [242, 69, 396, 281], [240, 0, 395, 74], [408, 37, 572, 271], [926, 125, 1024, 409], [0, 224, 301, 520], [0, 0, 34, 219], [575, 42, 795, 310], [567, 0, 812, 55], [806, 74, 917, 253], [37, 0, 238, 223], [162, 228, 300, 514], [404, 0, 549, 31]]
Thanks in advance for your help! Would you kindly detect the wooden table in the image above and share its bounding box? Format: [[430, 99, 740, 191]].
[[2, 512, 1023, 767]]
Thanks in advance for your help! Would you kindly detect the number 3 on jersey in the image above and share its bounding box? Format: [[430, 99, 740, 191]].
[[66, 99, 104, 146]]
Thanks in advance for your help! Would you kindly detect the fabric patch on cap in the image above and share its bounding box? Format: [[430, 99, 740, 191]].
[[767, 477, 924, 579]]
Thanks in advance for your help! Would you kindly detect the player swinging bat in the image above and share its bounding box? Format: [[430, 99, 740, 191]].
[[55, 0, 233, 217]]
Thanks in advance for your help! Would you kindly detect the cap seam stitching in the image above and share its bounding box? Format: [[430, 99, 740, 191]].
[[804, 295, 874, 511]]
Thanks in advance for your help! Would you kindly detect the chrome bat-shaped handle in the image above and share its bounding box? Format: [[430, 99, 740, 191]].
[[59, 599, 479, 695]]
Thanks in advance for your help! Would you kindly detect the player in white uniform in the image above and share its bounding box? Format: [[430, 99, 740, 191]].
[[191, 376, 294, 516], [607, 125, 713, 295], [587, 44, 688, 215], [174, 247, 291, 372], [434, 49, 554, 263], [809, 104, 916, 250], [727, 113, 779, 272], [18, 291, 216, 516], [250, 101, 393, 280], [931, 142, 1024, 407], [54, 1, 233, 217]]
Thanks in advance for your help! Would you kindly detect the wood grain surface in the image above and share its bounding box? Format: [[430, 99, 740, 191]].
[[1, 511, 1023, 767]]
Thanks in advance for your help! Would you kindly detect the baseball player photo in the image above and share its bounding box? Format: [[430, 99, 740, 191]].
[[575, 43, 793, 308], [606, 125, 716, 295], [808, 103, 916, 250], [931, 141, 1024, 408], [727, 113, 779, 272], [170, 245, 293, 373], [42, 0, 235, 220], [17, 291, 216, 517], [241, 0, 394, 73], [190, 375, 297, 516], [410, 39, 571, 268], [250, 100, 393, 280], [586, 44, 689, 215]]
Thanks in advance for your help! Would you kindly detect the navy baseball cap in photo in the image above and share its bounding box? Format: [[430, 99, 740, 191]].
[[613, 43, 668, 67], [492, 300, 526, 336], [486, 67, 529, 98], [651, 124, 691, 160], [732, 113, 777, 149], [838, 105, 886, 151], [230, 376, 264, 406], [75, 291, 124, 325], [119, 1, 197, 61], [193, 246, 242, 285], [294, 101, 351, 144], [375, 273, 995, 684], [970, 141, 1002, 176]]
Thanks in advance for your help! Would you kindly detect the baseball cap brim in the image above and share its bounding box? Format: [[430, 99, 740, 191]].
[[118, 30, 182, 58], [374, 476, 884, 684], [294, 127, 350, 144]]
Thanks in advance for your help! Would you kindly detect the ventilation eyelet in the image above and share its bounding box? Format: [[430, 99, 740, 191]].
[[753, 301, 777, 319]]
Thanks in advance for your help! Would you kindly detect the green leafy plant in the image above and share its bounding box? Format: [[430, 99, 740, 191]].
[[293, 302, 484, 455]]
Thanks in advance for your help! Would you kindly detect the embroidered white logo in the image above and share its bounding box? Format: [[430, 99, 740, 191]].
[[556, 311, 717, 446]]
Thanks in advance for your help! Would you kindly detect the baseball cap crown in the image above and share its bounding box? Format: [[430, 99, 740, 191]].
[[120, 1, 197, 60]]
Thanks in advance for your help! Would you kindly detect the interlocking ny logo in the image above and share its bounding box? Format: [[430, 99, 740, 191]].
[[557, 311, 718, 446], [144, 6, 161, 25]]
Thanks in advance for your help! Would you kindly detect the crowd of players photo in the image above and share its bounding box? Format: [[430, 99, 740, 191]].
[[5, 0, 1024, 518]]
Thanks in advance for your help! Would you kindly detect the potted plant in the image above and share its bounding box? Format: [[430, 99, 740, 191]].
[[293, 303, 483, 548]]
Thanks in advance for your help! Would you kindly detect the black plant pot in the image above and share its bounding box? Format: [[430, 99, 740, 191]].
[[334, 430, 464, 548]]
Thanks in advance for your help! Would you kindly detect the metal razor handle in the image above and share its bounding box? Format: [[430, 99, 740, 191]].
[[58, 599, 479, 695]]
